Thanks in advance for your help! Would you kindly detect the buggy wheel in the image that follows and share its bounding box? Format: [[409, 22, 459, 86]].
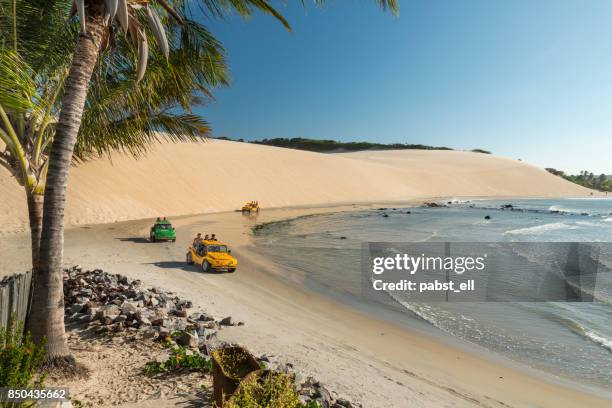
[[202, 260, 211, 273], [186, 252, 194, 265], [151, 235, 156, 242]]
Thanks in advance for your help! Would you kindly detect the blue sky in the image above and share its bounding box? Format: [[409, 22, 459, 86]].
[[199, 1, 612, 174]]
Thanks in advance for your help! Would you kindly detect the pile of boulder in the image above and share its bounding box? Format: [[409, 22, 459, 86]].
[[63, 266, 237, 349], [297, 377, 358, 408], [62, 266, 359, 408]]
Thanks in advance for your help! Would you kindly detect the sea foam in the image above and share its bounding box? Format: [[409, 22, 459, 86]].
[[504, 222, 579, 235]]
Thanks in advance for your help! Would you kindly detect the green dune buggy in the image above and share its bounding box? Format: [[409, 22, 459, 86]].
[[150, 219, 176, 242]]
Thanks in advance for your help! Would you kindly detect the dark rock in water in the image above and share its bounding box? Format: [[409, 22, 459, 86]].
[[447, 201, 452, 205], [424, 202, 447, 208], [484, 215, 491, 220], [500, 204, 514, 209], [339, 236, 347, 240], [581, 212, 589, 216], [378, 207, 388, 210], [382, 214, 389, 218], [405, 211, 411, 214]]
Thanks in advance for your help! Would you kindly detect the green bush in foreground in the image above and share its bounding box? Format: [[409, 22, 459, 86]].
[[144, 346, 212, 376], [226, 372, 317, 408], [0, 319, 46, 407]]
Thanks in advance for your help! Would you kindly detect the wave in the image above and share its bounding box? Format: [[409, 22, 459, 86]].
[[585, 331, 612, 352], [548, 205, 586, 214], [504, 222, 579, 235], [603, 217, 612, 223], [547, 311, 612, 353]]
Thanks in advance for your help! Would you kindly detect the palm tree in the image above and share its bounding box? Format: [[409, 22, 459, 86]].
[[1, 0, 229, 363], [30, 0, 399, 367], [1, 1, 227, 271]]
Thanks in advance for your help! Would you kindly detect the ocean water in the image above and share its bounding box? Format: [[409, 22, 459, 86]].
[[253, 198, 612, 388]]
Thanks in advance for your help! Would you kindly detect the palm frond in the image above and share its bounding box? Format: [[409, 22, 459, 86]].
[[0, 47, 38, 112]]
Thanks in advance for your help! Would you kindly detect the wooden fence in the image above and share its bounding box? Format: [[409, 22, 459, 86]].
[[0, 270, 32, 330]]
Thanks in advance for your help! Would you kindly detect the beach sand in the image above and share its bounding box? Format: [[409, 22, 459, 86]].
[[0, 141, 607, 407], [2, 207, 611, 407]]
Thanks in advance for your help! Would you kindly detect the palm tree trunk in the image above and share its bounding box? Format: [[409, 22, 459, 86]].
[[29, 5, 106, 360], [24, 190, 43, 333], [26, 191, 44, 270]]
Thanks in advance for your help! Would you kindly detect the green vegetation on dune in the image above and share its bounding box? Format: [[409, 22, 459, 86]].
[[216, 137, 492, 154], [546, 169, 612, 192]]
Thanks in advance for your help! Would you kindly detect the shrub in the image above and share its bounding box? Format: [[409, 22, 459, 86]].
[[0, 319, 46, 389], [226, 371, 308, 408], [144, 346, 212, 376]]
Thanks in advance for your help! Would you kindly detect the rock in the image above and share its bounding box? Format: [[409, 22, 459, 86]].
[[334, 398, 353, 407], [176, 330, 199, 348], [198, 313, 215, 322], [424, 202, 446, 208], [70, 303, 85, 314], [299, 396, 312, 406], [195, 322, 212, 337], [101, 316, 113, 326], [114, 314, 128, 323], [173, 320, 188, 331], [174, 309, 187, 318], [101, 304, 121, 318], [484, 215, 491, 220], [121, 301, 138, 315], [142, 329, 158, 340], [219, 316, 233, 326], [316, 386, 332, 408], [151, 318, 170, 327]]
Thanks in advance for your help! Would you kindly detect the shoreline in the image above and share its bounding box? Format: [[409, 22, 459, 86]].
[[2, 201, 611, 407]]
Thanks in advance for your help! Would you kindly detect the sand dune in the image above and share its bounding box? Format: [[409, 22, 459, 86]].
[[0, 138, 591, 232]]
